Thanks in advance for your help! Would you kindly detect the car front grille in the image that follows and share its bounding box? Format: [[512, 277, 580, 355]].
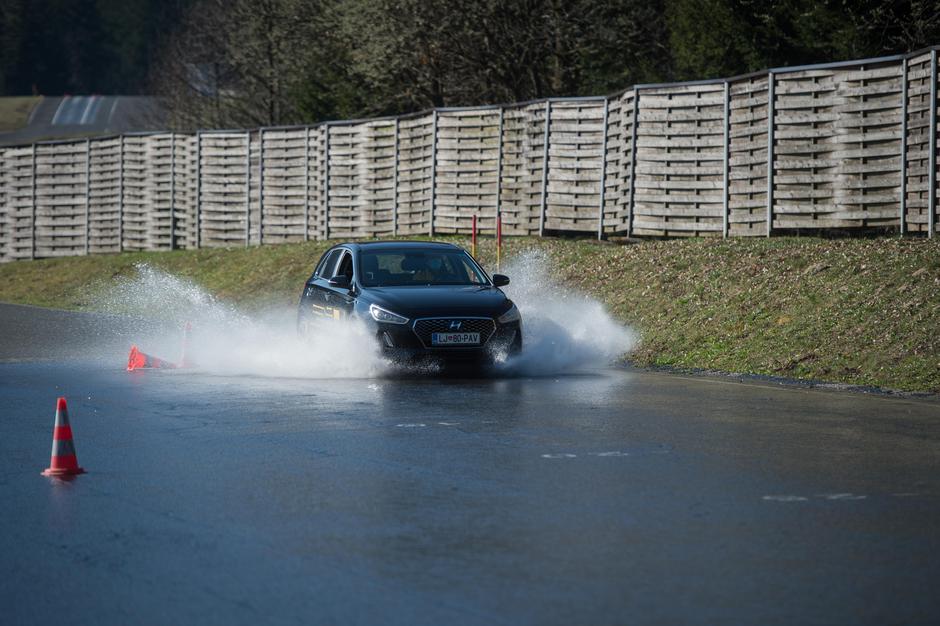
[[412, 318, 496, 348]]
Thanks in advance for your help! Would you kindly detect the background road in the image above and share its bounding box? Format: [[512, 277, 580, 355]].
[[0, 303, 938, 625]]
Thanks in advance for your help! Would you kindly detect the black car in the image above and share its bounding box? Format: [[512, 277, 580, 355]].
[[297, 241, 522, 364]]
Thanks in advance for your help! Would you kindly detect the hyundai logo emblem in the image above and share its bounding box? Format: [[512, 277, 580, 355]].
[[449, 321, 462, 331]]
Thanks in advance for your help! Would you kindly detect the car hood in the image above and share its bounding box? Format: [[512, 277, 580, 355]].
[[365, 285, 512, 319]]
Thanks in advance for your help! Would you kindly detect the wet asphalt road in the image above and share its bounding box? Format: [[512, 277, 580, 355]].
[[1, 303, 939, 625]]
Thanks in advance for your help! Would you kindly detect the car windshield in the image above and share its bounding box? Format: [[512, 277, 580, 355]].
[[359, 249, 488, 287]]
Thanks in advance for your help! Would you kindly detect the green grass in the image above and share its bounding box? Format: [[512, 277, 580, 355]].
[[1, 235, 938, 393], [0, 96, 41, 132]]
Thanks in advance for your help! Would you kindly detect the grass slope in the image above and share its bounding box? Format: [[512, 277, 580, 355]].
[[0, 236, 937, 392]]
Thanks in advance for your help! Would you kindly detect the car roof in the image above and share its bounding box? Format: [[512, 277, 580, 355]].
[[339, 241, 462, 252]]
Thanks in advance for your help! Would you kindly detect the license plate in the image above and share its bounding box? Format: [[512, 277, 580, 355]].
[[431, 332, 480, 345]]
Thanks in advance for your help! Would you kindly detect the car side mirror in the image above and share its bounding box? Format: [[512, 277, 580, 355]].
[[492, 274, 510, 287], [328, 275, 351, 289]]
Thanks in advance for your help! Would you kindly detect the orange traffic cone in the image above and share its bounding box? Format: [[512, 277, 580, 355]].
[[42, 397, 85, 477], [127, 345, 177, 371]]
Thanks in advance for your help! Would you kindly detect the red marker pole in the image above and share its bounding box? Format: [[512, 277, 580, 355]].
[[496, 212, 502, 272], [471, 214, 477, 258]]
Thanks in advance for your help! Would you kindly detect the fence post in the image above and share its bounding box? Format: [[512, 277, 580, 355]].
[[496, 106, 504, 235], [169, 132, 176, 250], [258, 127, 265, 245], [84, 138, 91, 255], [429, 110, 438, 237], [393, 118, 399, 237], [30, 143, 36, 260], [929, 50, 937, 238], [723, 81, 731, 238], [118, 135, 124, 252], [597, 97, 609, 240], [324, 124, 331, 240], [538, 100, 551, 236], [900, 58, 908, 235], [766, 71, 776, 237], [195, 131, 201, 248], [244, 131, 251, 247], [627, 90, 640, 237], [303, 127, 310, 242]]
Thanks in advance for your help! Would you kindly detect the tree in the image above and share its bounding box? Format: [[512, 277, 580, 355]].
[[152, 0, 354, 128], [666, 0, 940, 80], [141, 0, 940, 127], [0, 0, 190, 96], [334, 0, 668, 115], [844, 0, 940, 54], [0, 0, 25, 94]]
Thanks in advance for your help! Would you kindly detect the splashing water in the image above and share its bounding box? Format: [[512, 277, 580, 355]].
[[96, 265, 384, 378], [96, 257, 634, 379], [496, 251, 637, 376]]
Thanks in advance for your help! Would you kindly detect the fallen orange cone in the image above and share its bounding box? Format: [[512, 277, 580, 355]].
[[127, 345, 177, 371], [42, 397, 85, 477]]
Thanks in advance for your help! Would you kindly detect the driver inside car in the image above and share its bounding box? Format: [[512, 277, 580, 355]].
[[402, 255, 433, 283]]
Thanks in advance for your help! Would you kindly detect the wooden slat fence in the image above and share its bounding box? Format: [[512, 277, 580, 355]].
[[199, 132, 250, 247], [435, 109, 501, 235], [2, 47, 940, 261], [88, 136, 121, 254], [634, 83, 726, 236]]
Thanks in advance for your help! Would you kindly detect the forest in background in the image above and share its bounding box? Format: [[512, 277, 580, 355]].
[[2, 0, 939, 129]]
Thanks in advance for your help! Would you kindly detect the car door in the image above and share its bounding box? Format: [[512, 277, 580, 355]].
[[324, 249, 357, 320], [303, 247, 344, 324]]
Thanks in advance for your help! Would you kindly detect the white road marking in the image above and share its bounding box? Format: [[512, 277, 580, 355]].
[[590, 451, 630, 457], [396, 423, 426, 428], [541, 453, 577, 459], [762, 495, 809, 502], [817, 493, 867, 500]]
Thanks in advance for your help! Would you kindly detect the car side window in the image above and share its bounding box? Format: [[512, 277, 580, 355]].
[[317, 249, 342, 278], [313, 251, 329, 277], [335, 251, 354, 280]]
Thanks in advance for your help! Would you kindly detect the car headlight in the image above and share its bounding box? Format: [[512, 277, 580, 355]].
[[497, 303, 521, 324], [369, 304, 409, 324]]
